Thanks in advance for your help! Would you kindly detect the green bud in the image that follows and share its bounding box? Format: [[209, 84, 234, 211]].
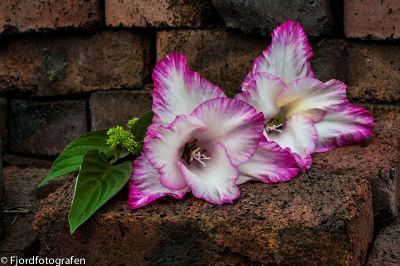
[[127, 117, 139, 130], [106, 126, 137, 152]]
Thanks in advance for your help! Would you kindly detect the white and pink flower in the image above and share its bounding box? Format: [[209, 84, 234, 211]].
[[128, 54, 300, 208], [236, 20, 374, 170]]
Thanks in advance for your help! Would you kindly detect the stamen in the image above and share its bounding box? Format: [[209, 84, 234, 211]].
[[189, 147, 211, 167], [266, 123, 283, 133]]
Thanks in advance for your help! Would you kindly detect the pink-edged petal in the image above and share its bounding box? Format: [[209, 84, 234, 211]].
[[238, 139, 300, 185], [128, 155, 189, 209], [292, 152, 313, 171], [252, 20, 314, 84], [144, 115, 207, 190], [266, 113, 317, 170], [235, 72, 286, 120], [152, 53, 226, 125], [315, 103, 374, 153], [178, 143, 239, 204], [277, 78, 347, 122], [191, 98, 265, 166]]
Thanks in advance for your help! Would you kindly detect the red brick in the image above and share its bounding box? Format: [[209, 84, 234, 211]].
[[0, 166, 49, 256], [105, 0, 214, 28], [3, 154, 52, 169], [0, 30, 152, 96], [213, 0, 335, 38], [0, 97, 7, 148], [157, 32, 400, 103], [9, 99, 88, 156], [90, 90, 152, 130], [312, 39, 347, 83], [367, 220, 400, 265], [0, 0, 102, 34], [313, 104, 400, 225], [157, 30, 265, 95], [344, 0, 400, 39], [34, 172, 373, 265], [312, 39, 400, 103], [346, 42, 400, 102]]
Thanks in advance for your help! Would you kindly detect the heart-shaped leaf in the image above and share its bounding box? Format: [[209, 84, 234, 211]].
[[39, 130, 111, 187], [68, 150, 131, 233], [130, 111, 153, 143]]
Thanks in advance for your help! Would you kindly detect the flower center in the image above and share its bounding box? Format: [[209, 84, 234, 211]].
[[265, 115, 284, 134], [181, 139, 210, 167]]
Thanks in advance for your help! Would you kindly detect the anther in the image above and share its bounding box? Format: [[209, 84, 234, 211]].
[[266, 123, 283, 133], [189, 147, 211, 167]]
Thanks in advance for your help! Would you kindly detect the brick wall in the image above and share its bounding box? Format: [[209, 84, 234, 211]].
[[0, 0, 398, 157], [0, 0, 399, 260]]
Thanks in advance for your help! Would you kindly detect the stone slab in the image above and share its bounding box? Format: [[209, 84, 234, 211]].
[[367, 220, 400, 265], [0, 166, 49, 256], [34, 171, 373, 265], [313, 104, 400, 225]]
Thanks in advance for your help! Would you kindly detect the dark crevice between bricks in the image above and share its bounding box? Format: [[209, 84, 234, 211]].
[[2, 153, 53, 168], [365, 218, 400, 266], [0, 24, 104, 41], [99, 0, 106, 29], [2, 94, 91, 102], [205, 0, 226, 28], [0, 145, 4, 233], [85, 98, 92, 133], [142, 28, 157, 85], [330, 0, 344, 37]]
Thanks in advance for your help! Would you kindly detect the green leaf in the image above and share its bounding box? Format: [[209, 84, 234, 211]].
[[68, 151, 131, 234], [39, 130, 111, 187], [130, 111, 154, 143]]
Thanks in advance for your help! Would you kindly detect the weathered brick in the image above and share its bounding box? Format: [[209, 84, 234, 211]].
[[0, 0, 102, 34], [312, 39, 400, 103], [90, 90, 152, 130], [0, 97, 7, 148], [157, 30, 265, 95], [346, 42, 400, 103], [344, 0, 400, 39], [0, 166, 49, 256], [9, 99, 88, 156], [212, 0, 335, 37], [34, 171, 373, 265], [105, 0, 215, 28], [157, 32, 400, 103], [367, 220, 400, 266], [0, 30, 151, 96], [313, 104, 400, 225], [312, 39, 347, 83], [3, 154, 52, 169]]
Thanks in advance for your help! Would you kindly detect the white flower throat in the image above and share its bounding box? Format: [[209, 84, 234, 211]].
[[182, 140, 210, 167]]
